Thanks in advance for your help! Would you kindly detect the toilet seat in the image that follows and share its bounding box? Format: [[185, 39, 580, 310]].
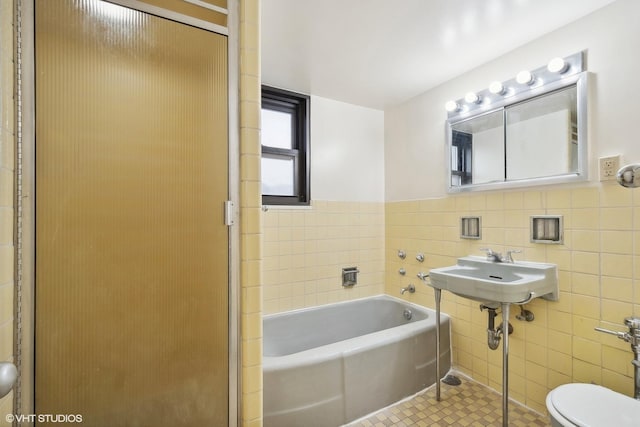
[[546, 383, 640, 427]]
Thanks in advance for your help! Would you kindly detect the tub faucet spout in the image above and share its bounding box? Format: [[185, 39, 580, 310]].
[[400, 284, 415, 294]]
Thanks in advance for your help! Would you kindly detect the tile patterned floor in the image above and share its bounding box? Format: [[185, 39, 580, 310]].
[[346, 373, 550, 426]]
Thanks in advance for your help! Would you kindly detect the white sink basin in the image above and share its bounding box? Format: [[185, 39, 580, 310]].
[[428, 256, 558, 304]]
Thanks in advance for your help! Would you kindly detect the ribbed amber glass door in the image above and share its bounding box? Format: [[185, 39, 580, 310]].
[[35, 1, 228, 426]]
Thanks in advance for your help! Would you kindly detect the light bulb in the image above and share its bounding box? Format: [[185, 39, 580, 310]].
[[464, 92, 480, 104], [445, 100, 460, 112], [547, 57, 569, 74], [489, 81, 505, 95], [516, 70, 534, 85]]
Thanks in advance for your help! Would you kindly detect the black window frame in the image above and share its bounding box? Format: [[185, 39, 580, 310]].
[[261, 85, 310, 206]]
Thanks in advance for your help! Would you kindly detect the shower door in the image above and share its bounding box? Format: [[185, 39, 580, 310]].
[[34, 1, 229, 425]]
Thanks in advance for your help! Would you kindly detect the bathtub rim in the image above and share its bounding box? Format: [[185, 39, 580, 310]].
[[263, 294, 451, 369], [263, 293, 440, 322]]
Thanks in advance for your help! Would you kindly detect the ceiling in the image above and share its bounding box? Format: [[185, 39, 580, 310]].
[[261, 0, 617, 110]]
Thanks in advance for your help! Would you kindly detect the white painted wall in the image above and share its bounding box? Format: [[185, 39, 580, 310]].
[[310, 95, 385, 202], [385, 0, 640, 201]]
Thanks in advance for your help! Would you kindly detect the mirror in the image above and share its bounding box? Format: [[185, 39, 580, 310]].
[[506, 86, 577, 181], [446, 66, 588, 193], [451, 110, 504, 186]]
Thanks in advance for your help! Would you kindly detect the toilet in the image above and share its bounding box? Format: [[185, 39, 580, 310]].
[[546, 383, 640, 426]]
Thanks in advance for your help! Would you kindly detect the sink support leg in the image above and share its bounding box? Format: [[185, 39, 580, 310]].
[[501, 302, 510, 427], [435, 288, 441, 401]]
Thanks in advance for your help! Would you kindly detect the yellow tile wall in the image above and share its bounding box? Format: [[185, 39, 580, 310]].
[[263, 201, 385, 314], [0, 0, 13, 424], [385, 183, 640, 415], [239, 0, 262, 425]]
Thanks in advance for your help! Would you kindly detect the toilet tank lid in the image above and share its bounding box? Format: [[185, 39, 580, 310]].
[[549, 383, 640, 427]]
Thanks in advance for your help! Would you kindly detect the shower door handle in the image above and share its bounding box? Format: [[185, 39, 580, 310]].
[[0, 362, 17, 398]]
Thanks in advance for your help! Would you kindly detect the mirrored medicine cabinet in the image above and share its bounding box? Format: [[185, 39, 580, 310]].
[[446, 53, 588, 193]]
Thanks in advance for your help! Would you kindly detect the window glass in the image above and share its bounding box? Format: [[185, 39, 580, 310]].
[[261, 109, 293, 149], [261, 156, 295, 196]]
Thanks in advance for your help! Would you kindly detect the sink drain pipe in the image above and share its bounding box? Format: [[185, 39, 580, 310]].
[[481, 304, 502, 350]]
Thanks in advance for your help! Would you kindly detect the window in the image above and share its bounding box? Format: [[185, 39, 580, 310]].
[[261, 86, 310, 205]]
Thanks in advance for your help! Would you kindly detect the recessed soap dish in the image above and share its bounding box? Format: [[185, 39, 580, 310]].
[[531, 215, 563, 244], [461, 216, 481, 240], [342, 267, 359, 287]]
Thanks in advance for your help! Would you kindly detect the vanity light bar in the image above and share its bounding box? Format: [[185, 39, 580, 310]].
[[445, 51, 584, 118]]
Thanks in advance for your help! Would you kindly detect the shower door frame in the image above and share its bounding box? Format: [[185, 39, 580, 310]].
[[16, 0, 240, 425]]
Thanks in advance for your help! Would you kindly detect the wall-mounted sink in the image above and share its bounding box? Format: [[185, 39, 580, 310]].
[[428, 256, 558, 304]]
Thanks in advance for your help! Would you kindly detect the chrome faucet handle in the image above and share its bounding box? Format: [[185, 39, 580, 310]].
[[479, 247, 501, 261], [503, 250, 522, 263], [417, 272, 429, 281]]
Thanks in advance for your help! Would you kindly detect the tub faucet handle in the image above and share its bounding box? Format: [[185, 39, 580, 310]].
[[417, 272, 429, 281]]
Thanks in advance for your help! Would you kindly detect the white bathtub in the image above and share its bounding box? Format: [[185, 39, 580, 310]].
[[263, 295, 451, 427]]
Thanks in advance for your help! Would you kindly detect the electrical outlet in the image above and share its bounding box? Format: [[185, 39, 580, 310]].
[[599, 155, 620, 181]]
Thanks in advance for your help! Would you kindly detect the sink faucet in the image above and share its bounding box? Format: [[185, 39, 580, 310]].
[[480, 248, 503, 262], [480, 248, 521, 263]]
